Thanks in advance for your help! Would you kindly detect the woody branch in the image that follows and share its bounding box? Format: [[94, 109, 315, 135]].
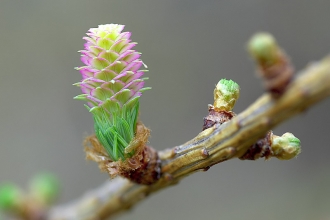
[[47, 56, 330, 220]]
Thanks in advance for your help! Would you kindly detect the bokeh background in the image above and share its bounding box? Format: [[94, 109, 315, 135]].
[[1, 1, 330, 219]]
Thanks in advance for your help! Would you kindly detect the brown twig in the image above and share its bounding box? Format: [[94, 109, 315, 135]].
[[47, 56, 330, 220]]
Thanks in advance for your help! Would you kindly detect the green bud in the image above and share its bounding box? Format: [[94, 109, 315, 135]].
[[214, 79, 240, 111], [29, 173, 60, 205], [271, 132, 301, 160], [0, 184, 22, 210], [248, 32, 279, 65]]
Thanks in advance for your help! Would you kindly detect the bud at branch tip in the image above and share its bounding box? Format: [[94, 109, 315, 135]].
[[214, 79, 240, 111], [271, 132, 301, 160]]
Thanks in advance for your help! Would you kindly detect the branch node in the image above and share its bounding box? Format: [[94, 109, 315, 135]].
[[203, 166, 211, 172], [201, 148, 209, 158], [163, 173, 174, 182]]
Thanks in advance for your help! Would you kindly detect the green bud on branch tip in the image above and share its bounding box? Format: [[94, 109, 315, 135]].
[[29, 173, 60, 204], [0, 184, 22, 211], [271, 132, 301, 160], [214, 79, 240, 111], [247, 32, 279, 65]]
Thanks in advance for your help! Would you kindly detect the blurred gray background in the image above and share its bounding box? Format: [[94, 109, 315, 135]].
[[1, 1, 330, 219]]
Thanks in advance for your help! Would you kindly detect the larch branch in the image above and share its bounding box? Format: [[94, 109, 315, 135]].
[[48, 56, 330, 220]]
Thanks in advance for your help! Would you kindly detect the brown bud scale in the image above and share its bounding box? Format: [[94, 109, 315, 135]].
[[118, 145, 161, 185], [258, 51, 294, 98], [203, 105, 236, 130], [84, 123, 162, 185], [239, 131, 273, 160]]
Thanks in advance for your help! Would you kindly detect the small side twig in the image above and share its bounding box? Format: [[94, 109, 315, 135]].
[[47, 56, 330, 220]]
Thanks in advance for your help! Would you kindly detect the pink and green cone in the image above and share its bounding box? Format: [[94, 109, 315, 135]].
[[74, 24, 150, 161]]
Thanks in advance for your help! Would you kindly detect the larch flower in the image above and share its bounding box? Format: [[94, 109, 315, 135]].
[[74, 24, 150, 161]]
